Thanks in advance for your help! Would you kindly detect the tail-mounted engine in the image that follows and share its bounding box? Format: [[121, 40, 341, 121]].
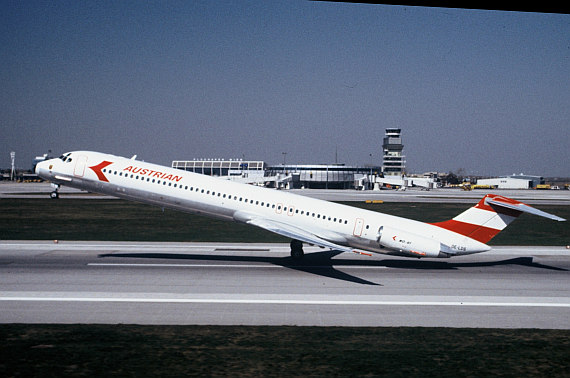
[[377, 225, 453, 258]]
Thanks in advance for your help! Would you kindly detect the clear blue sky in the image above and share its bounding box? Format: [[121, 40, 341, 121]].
[[1, 1, 569, 176]]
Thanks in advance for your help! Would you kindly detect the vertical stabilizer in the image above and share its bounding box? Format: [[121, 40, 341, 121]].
[[431, 194, 564, 243]]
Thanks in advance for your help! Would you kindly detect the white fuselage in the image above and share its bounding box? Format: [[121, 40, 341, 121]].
[[35, 151, 491, 257]]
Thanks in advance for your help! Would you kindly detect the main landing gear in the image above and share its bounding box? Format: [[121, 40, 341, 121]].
[[50, 184, 60, 199], [290, 239, 304, 259]]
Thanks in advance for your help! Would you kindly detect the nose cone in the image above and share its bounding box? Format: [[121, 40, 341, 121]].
[[35, 160, 51, 179]]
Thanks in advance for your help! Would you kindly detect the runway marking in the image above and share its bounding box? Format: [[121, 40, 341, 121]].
[[87, 263, 388, 269], [214, 248, 270, 251], [1, 295, 569, 308], [89, 263, 283, 268]]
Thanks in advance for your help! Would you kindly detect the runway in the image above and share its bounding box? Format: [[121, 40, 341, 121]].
[[1, 241, 569, 328]]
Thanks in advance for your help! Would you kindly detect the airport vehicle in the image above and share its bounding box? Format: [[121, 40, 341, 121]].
[[35, 151, 565, 259]]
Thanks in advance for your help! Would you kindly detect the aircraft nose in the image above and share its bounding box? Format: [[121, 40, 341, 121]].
[[35, 160, 51, 178]]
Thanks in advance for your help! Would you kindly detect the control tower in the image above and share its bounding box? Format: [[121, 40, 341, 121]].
[[382, 128, 405, 176]]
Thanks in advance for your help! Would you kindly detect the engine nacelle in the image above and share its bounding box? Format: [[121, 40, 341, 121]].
[[377, 225, 451, 258]]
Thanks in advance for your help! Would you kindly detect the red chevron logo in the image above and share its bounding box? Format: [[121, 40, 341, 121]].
[[88, 161, 113, 182]]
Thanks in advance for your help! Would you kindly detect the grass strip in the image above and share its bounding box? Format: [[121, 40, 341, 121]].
[[1, 325, 569, 377], [1, 199, 567, 245]]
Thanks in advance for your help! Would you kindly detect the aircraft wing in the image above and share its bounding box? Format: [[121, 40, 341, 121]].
[[233, 211, 356, 253]]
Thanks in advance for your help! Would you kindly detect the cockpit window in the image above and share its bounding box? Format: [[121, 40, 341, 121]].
[[59, 153, 72, 163]]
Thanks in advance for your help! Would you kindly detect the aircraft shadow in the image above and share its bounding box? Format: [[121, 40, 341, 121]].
[[374, 256, 567, 272], [98, 250, 567, 286], [99, 250, 380, 286]]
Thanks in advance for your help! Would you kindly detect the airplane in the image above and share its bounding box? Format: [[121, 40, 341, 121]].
[[35, 151, 565, 259]]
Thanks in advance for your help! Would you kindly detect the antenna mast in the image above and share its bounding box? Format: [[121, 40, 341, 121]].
[[10, 152, 15, 181]]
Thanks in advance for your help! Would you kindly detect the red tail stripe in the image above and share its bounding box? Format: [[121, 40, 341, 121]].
[[433, 220, 501, 243]]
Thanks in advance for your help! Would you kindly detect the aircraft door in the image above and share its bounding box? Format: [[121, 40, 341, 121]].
[[353, 218, 364, 237], [74, 155, 87, 177]]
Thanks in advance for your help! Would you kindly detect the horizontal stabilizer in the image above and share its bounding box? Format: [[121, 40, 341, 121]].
[[486, 197, 566, 222]]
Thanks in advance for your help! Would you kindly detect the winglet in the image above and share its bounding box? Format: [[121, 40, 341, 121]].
[[485, 196, 566, 222]]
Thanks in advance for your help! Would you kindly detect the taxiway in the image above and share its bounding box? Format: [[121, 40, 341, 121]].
[[1, 241, 568, 328], [1, 182, 569, 204]]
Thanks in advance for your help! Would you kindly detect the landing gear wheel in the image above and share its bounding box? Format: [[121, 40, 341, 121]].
[[50, 183, 60, 199], [290, 239, 304, 260]]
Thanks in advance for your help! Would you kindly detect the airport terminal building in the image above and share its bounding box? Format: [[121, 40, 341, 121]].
[[266, 164, 381, 189], [171, 159, 266, 180], [172, 159, 381, 189]]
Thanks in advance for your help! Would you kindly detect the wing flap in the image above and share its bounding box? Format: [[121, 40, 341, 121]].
[[234, 211, 356, 253]]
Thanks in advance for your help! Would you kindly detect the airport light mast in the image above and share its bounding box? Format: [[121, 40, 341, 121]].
[[10, 151, 15, 181]]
